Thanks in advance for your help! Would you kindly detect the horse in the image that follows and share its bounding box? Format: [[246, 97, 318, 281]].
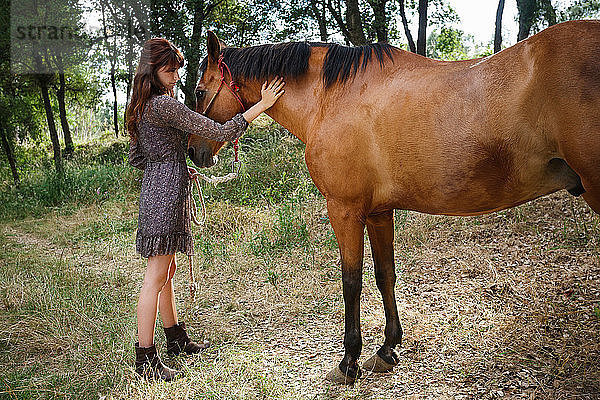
[[188, 20, 600, 384]]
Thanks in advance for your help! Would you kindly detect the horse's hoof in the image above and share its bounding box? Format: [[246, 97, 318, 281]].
[[325, 366, 357, 385], [363, 353, 396, 373]]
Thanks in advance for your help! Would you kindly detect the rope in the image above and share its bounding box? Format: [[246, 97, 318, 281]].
[[186, 161, 242, 301]]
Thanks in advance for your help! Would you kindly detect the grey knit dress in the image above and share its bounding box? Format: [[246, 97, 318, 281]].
[[129, 94, 248, 258]]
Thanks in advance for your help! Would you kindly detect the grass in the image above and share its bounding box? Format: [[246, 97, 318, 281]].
[[1, 118, 600, 399], [0, 233, 137, 399]]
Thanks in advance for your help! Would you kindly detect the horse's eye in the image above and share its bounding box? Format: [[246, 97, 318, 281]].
[[195, 90, 206, 100]]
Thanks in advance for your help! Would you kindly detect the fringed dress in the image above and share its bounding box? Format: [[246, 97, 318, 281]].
[[128, 94, 248, 258]]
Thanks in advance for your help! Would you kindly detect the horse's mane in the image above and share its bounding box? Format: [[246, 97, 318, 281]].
[[320, 43, 395, 87], [200, 42, 396, 88]]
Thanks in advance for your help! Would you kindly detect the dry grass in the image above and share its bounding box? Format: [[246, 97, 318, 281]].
[[1, 189, 599, 399]]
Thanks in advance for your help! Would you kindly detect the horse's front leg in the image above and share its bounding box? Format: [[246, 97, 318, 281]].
[[363, 211, 403, 372], [325, 200, 365, 384]]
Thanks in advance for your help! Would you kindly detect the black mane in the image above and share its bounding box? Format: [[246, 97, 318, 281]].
[[200, 42, 396, 88], [321, 43, 395, 87]]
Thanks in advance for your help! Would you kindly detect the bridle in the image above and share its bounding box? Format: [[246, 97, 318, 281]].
[[200, 54, 246, 163], [201, 54, 246, 115]]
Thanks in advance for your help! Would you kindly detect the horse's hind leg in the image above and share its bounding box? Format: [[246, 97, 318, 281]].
[[324, 200, 366, 384], [363, 211, 403, 372]]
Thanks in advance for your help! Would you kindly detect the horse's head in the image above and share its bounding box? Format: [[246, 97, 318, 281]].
[[189, 31, 242, 168]]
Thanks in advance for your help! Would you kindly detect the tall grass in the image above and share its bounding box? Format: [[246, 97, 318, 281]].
[[0, 234, 138, 399], [0, 120, 317, 220]]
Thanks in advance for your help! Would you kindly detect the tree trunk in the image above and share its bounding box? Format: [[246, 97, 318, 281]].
[[57, 71, 74, 155], [40, 77, 63, 176], [309, 0, 328, 42], [110, 65, 119, 137], [517, 0, 536, 41], [182, 0, 205, 109], [417, 0, 428, 56], [399, 0, 416, 53], [0, 126, 19, 186], [101, 1, 119, 137], [345, 0, 367, 45], [539, 0, 557, 26], [494, 0, 506, 53], [368, 0, 388, 42], [124, 21, 134, 133], [327, 0, 352, 44]]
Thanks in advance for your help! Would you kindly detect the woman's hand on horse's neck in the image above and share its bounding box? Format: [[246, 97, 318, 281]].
[[239, 76, 317, 144], [241, 77, 285, 123]]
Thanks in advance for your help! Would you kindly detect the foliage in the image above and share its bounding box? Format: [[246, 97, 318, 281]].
[[519, 0, 600, 40], [559, 0, 600, 20], [210, 0, 281, 46], [0, 139, 137, 220], [0, 119, 319, 221], [427, 27, 470, 60], [276, 0, 336, 42]]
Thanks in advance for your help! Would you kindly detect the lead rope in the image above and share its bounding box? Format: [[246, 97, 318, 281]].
[[186, 161, 242, 302]]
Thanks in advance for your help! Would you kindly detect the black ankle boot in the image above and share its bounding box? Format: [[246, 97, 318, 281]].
[[164, 322, 210, 356], [134, 342, 183, 381]]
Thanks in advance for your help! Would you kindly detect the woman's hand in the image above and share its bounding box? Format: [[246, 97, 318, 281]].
[[259, 77, 285, 109], [242, 76, 286, 124]]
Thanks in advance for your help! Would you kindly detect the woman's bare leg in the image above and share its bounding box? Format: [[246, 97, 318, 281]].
[[137, 254, 173, 347], [158, 255, 178, 329]]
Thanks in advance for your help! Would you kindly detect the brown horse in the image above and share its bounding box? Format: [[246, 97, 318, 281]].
[[189, 20, 600, 384]]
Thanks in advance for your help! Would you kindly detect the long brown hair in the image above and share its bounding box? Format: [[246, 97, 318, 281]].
[[126, 38, 184, 140]]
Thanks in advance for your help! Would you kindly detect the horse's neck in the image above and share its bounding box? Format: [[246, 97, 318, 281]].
[[241, 72, 322, 144]]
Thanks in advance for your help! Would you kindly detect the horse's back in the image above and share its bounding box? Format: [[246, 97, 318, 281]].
[[307, 21, 600, 216]]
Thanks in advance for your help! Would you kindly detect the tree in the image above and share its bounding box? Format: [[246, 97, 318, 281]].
[[210, 0, 280, 46], [416, 0, 428, 55], [10, 0, 92, 174], [399, 0, 457, 56], [310, 0, 330, 41], [35, 64, 63, 176], [277, 0, 332, 42], [99, 0, 121, 138], [559, 0, 600, 20], [327, 0, 368, 45], [427, 26, 470, 60], [399, 0, 416, 52], [0, 70, 44, 186], [55, 54, 74, 155], [367, 0, 389, 42], [517, 0, 557, 41], [46, 0, 86, 155], [151, 0, 224, 108], [494, 0, 506, 53]]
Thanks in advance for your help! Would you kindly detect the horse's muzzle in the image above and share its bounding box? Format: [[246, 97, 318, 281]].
[[188, 147, 217, 168]]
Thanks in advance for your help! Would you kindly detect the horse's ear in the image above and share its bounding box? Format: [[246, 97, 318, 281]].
[[207, 31, 221, 64]]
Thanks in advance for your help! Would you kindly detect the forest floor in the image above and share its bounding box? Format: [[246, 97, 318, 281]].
[[1, 189, 599, 400]]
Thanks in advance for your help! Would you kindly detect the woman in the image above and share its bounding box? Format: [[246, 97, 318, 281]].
[[126, 38, 284, 381]]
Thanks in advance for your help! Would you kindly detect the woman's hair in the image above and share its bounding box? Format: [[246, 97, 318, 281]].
[[126, 38, 184, 140]]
